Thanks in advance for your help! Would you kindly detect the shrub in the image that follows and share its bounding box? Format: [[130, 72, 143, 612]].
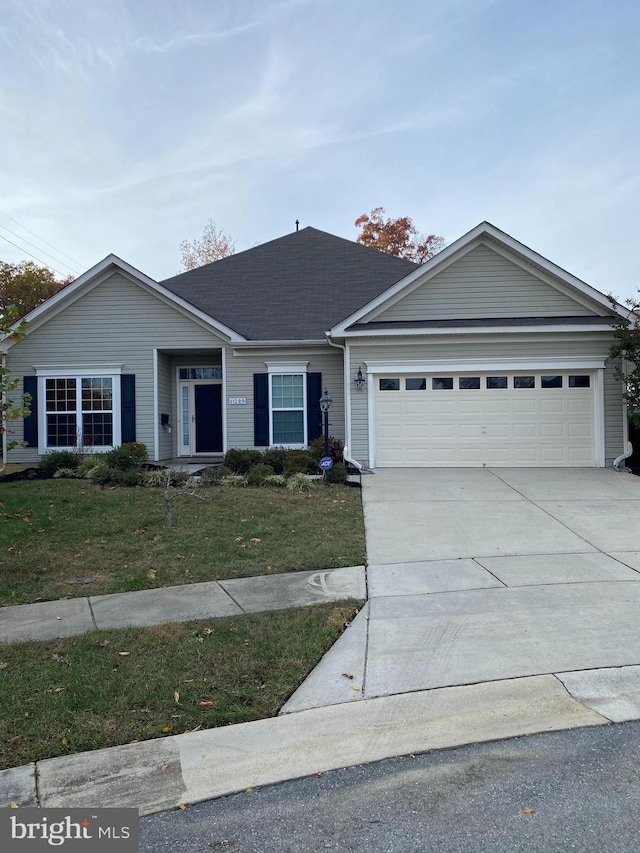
[[286, 472, 313, 492], [141, 469, 172, 488], [40, 450, 80, 476], [324, 462, 348, 485], [221, 474, 248, 487], [263, 474, 287, 488], [200, 464, 233, 485], [247, 463, 275, 486], [309, 435, 344, 463], [223, 448, 263, 473], [52, 467, 79, 479], [77, 454, 106, 477], [90, 467, 142, 486], [261, 447, 289, 474], [283, 450, 318, 477], [104, 442, 147, 471]]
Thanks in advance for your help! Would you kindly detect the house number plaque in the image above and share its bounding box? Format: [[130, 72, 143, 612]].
[[228, 397, 247, 405]]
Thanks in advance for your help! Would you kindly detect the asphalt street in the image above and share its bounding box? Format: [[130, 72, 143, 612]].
[[140, 720, 640, 852]]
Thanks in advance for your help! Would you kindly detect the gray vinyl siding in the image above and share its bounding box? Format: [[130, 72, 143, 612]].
[[157, 352, 172, 460], [349, 334, 624, 467], [367, 244, 600, 322], [225, 346, 344, 450], [6, 271, 228, 464]]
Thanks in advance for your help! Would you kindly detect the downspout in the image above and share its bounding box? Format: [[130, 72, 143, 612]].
[[614, 359, 634, 472], [325, 332, 363, 472]]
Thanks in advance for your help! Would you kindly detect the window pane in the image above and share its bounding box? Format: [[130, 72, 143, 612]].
[[273, 410, 304, 444], [459, 377, 480, 390], [432, 377, 453, 390], [514, 376, 535, 389], [82, 377, 113, 411], [569, 375, 590, 388], [46, 378, 76, 412], [379, 378, 400, 391], [179, 367, 222, 380], [82, 414, 113, 446], [486, 376, 508, 389], [541, 375, 563, 388], [181, 385, 190, 447], [405, 378, 426, 391], [272, 374, 304, 408], [47, 414, 77, 446]]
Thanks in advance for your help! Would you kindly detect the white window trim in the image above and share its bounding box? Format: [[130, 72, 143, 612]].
[[37, 373, 122, 454], [265, 362, 308, 449]]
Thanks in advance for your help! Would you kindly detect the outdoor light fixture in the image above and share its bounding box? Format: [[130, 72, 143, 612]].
[[319, 388, 332, 459], [354, 367, 365, 390]]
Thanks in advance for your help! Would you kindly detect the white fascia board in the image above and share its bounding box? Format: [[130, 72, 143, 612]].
[[3, 254, 246, 348], [328, 221, 629, 336], [339, 323, 616, 338], [231, 339, 328, 348], [364, 357, 606, 373]]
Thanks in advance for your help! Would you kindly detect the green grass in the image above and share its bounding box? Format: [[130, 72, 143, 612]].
[[0, 602, 361, 770], [0, 480, 366, 606]]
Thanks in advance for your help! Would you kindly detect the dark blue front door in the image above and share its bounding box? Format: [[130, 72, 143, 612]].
[[194, 384, 223, 453]]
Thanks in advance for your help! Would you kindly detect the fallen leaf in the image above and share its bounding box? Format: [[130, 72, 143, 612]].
[[6, 736, 20, 747], [341, 672, 354, 680], [250, 538, 261, 544], [174, 691, 180, 704], [0, 662, 8, 670], [203, 628, 213, 635], [118, 651, 131, 657], [199, 700, 214, 707], [523, 808, 534, 814], [147, 569, 157, 579], [153, 534, 162, 542], [56, 616, 62, 621], [162, 726, 172, 733], [160, 764, 168, 772], [9, 801, 18, 808], [61, 737, 68, 746], [23, 517, 30, 523], [408, 754, 415, 759], [134, 527, 147, 535], [98, 639, 110, 648], [178, 803, 186, 810], [245, 788, 253, 794], [315, 771, 323, 777], [350, 685, 360, 691], [183, 724, 202, 734]]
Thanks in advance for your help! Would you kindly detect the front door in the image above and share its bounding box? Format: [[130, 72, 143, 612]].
[[194, 383, 223, 453]]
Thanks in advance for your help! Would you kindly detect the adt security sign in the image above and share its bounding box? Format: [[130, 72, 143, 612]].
[[319, 456, 333, 471]]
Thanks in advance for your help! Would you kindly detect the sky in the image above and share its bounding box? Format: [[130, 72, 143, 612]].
[[1, 0, 639, 302]]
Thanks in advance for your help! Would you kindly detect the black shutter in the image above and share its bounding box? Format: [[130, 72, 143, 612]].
[[22, 376, 38, 448], [253, 373, 269, 446], [306, 372, 322, 442], [120, 374, 136, 444]]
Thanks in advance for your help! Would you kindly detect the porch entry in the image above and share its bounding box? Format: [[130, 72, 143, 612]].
[[178, 368, 223, 455]]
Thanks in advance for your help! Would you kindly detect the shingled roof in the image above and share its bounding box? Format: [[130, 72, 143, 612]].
[[161, 226, 418, 340]]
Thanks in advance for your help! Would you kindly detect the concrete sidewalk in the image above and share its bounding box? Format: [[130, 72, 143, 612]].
[[0, 565, 366, 644]]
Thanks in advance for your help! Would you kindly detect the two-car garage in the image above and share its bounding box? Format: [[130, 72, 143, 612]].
[[373, 369, 599, 467]]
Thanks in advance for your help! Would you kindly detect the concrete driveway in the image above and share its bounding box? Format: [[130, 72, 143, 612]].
[[285, 467, 640, 723]]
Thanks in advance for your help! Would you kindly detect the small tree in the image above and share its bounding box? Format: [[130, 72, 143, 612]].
[[354, 207, 445, 263], [610, 294, 640, 425], [179, 219, 236, 270], [1, 307, 30, 471], [0, 260, 72, 317]]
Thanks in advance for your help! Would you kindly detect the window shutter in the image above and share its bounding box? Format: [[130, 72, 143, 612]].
[[120, 374, 136, 443], [253, 373, 269, 446], [306, 372, 322, 442], [22, 376, 38, 448]]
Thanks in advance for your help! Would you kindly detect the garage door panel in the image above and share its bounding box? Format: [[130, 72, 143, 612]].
[[374, 371, 595, 467]]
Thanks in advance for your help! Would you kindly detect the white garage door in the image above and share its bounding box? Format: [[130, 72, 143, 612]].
[[374, 371, 595, 467]]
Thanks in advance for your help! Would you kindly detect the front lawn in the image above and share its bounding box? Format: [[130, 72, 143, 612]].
[[0, 480, 365, 606], [0, 602, 360, 770]]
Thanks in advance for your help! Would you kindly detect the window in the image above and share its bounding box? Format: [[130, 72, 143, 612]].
[[379, 378, 400, 391], [178, 367, 222, 380], [42, 374, 119, 450], [486, 376, 508, 389], [514, 376, 535, 389], [541, 375, 563, 388], [459, 377, 480, 390], [406, 378, 426, 391], [432, 377, 454, 390], [569, 375, 590, 388], [271, 374, 305, 445]]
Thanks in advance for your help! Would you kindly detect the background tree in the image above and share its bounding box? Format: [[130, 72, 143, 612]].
[[610, 294, 640, 425], [0, 261, 72, 318], [354, 207, 445, 263], [1, 306, 30, 470], [179, 219, 236, 270]]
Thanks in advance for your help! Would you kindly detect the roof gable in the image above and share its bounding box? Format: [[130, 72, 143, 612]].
[[330, 222, 626, 335], [161, 227, 418, 341]]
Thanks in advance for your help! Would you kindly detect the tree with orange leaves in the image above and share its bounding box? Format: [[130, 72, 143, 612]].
[[354, 207, 445, 263]]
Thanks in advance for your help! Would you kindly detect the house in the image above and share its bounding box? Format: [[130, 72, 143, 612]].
[[2, 222, 631, 470]]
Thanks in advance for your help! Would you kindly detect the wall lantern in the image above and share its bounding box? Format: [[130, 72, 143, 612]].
[[354, 367, 366, 390]]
